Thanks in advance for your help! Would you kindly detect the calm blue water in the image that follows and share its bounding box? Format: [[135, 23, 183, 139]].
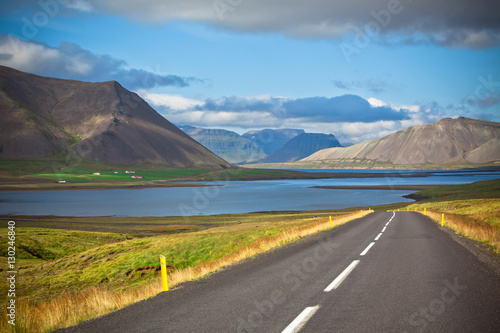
[[0, 170, 498, 217]]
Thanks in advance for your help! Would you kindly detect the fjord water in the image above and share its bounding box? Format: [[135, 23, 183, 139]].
[[0, 170, 498, 217]]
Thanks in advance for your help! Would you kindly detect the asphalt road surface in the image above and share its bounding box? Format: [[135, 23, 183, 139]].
[[58, 212, 500, 333]]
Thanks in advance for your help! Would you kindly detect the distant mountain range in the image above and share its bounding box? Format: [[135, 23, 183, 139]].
[[242, 129, 304, 155], [0, 66, 232, 169], [178, 126, 342, 164], [302, 117, 500, 166], [261, 133, 343, 163], [178, 125, 266, 164]]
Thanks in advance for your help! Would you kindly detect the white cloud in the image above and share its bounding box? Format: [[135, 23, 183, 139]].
[[147, 92, 441, 143], [368, 97, 421, 113], [0, 35, 63, 74], [164, 110, 281, 128], [141, 92, 204, 111], [0, 35, 196, 90], [367, 97, 387, 107]]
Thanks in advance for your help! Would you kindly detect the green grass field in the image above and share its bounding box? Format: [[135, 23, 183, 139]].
[[0, 210, 352, 301], [0, 157, 355, 191], [404, 178, 500, 201], [28, 168, 213, 183], [0, 209, 364, 332]]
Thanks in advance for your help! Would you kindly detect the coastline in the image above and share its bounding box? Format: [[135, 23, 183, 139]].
[[0, 166, 497, 191], [310, 185, 436, 191], [0, 170, 433, 191], [0, 181, 221, 192]]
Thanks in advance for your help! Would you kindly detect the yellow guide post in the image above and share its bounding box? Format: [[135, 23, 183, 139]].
[[361, 210, 363, 216], [424, 208, 426, 215], [160, 255, 169, 291], [415, 207, 417, 212], [329, 215, 332, 228], [441, 214, 444, 227]]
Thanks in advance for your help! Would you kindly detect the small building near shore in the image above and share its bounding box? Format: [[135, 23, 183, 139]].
[[131, 175, 144, 179]]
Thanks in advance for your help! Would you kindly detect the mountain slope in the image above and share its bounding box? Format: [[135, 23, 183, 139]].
[[464, 137, 500, 163], [302, 117, 500, 165], [261, 133, 343, 163], [0, 66, 232, 168], [242, 129, 304, 155], [178, 126, 266, 164]]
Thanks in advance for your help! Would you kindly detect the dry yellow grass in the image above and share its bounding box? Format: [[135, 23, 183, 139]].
[[1, 210, 370, 333], [407, 199, 500, 252], [426, 210, 500, 251]]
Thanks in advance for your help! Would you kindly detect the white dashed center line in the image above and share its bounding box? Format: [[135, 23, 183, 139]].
[[284, 212, 397, 333], [360, 242, 375, 256], [281, 305, 321, 333], [324, 260, 360, 292]]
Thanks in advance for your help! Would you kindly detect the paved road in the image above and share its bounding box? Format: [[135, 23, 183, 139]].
[[58, 212, 500, 332]]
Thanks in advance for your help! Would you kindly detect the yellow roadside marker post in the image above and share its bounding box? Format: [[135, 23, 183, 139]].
[[441, 214, 444, 227], [160, 255, 169, 291], [424, 208, 426, 215], [361, 210, 363, 216], [329, 216, 332, 228], [406, 207, 408, 211]]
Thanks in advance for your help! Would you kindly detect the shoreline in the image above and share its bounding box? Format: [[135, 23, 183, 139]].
[[0, 166, 497, 191], [0, 171, 433, 191], [310, 185, 436, 191], [0, 181, 222, 192]]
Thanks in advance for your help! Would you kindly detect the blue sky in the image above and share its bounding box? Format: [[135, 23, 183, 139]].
[[1, 0, 499, 144]]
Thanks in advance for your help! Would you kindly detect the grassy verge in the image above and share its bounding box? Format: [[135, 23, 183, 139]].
[[401, 179, 500, 253], [406, 200, 500, 252], [0, 209, 371, 333]]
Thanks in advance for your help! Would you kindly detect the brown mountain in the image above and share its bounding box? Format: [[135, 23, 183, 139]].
[[302, 117, 500, 165], [0, 66, 232, 168]]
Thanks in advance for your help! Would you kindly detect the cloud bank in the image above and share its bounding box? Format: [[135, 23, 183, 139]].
[[0, 34, 198, 90], [141, 92, 433, 143], [87, 0, 500, 48]]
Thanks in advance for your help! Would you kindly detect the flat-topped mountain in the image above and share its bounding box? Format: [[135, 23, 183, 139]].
[[242, 129, 305, 155], [261, 133, 343, 163], [178, 125, 266, 164], [0, 66, 232, 168], [302, 117, 500, 165]]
